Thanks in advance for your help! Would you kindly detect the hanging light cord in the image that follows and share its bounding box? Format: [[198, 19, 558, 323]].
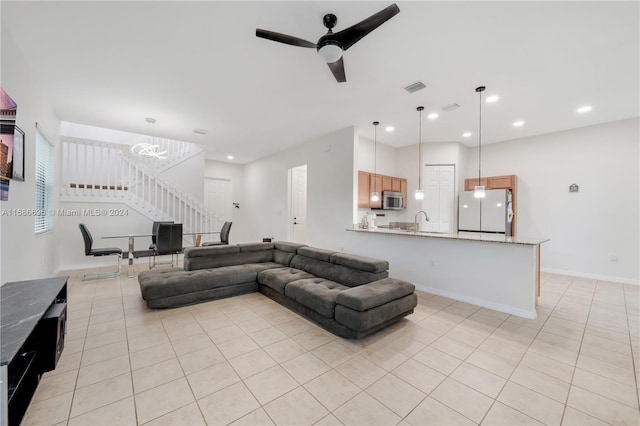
[[477, 87, 484, 184], [417, 106, 424, 191], [373, 121, 379, 193]]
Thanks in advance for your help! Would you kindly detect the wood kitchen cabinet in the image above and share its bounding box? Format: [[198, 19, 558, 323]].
[[382, 175, 392, 192], [464, 175, 514, 191], [358, 171, 406, 209], [400, 178, 407, 203], [358, 171, 371, 208], [464, 177, 488, 191], [391, 177, 402, 192], [369, 173, 383, 208]]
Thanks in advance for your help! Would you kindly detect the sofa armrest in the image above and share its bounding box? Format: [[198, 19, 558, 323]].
[[335, 278, 415, 312]]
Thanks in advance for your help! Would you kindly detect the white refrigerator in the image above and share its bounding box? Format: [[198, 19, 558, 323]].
[[458, 189, 512, 235]]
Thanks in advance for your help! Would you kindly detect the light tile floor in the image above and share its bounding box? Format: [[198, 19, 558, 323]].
[[22, 266, 640, 425]]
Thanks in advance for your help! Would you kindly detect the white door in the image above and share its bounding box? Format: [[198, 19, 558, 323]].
[[204, 178, 232, 240], [422, 165, 455, 233], [289, 165, 307, 243]]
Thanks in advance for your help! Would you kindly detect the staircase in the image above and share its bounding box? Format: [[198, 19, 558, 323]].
[[59, 136, 216, 233]]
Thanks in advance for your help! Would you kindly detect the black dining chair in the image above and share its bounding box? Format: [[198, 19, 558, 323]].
[[78, 223, 123, 280], [149, 221, 174, 251], [202, 221, 232, 246], [151, 223, 183, 268]]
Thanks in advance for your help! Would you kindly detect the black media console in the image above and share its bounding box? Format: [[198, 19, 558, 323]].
[[1, 276, 68, 426]]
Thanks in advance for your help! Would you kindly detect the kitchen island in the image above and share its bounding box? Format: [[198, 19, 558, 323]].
[[346, 227, 549, 319]]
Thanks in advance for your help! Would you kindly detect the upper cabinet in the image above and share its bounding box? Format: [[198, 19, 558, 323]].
[[369, 173, 383, 209], [357, 171, 371, 208], [358, 170, 407, 209], [465, 174, 515, 191]]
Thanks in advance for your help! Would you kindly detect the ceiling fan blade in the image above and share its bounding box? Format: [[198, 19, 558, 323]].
[[333, 3, 400, 51], [256, 29, 317, 48], [327, 57, 346, 83]]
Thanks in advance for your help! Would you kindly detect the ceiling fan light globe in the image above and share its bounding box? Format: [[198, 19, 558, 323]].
[[318, 44, 343, 63]]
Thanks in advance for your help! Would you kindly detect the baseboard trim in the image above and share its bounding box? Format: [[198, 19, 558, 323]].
[[417, 284, 537, 320], [541, 268, 639, 286]]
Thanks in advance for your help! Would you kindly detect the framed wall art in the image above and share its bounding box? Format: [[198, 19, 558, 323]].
[[11, 125, 24, 181]]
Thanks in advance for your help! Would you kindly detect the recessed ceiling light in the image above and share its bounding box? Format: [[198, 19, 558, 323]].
[[513, 121, 525, 127], [227, 154, 234, 160], [462, 132, 472, 138], [385, 126, 394, 132], [427, 113, 438, 120], [486, 95, 499, 103], [577, 105, 592, 113], [194, 128, 208, 135]]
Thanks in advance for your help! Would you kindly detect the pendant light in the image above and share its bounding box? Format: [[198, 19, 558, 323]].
[[370, 121, 380, 203], [415, 106, 425, 200], [474, 86, 486, 199], [131, 117, 167, 159]]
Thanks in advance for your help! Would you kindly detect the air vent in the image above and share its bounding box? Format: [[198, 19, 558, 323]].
[[441, 103, 461, 112], [403, 81, 426, 93]]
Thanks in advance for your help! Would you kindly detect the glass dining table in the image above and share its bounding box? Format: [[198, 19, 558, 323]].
[[103, 231, 220, 278]]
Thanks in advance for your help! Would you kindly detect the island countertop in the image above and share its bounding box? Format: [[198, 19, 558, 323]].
[[347, 227, 549, 246]]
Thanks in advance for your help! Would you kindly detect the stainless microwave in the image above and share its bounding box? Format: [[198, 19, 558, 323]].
[[382, 191, 404, 210]]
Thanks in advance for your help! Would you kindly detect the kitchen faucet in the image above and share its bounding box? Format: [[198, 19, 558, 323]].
[[414, 210, 430, 232]]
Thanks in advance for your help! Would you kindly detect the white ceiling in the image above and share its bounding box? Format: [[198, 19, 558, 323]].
[[2, 1, 638, 164]]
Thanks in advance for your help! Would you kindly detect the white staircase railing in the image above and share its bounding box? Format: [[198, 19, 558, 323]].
[[60, 136, 215, 233]]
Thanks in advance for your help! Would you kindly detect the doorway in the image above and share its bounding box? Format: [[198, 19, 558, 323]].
[[204, 177, 232, 239], [420, 165, 455, 233], [288, 165, 307, 244]]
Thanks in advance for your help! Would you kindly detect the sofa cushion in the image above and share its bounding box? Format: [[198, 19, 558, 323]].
[[139, 263, 281, 300], [335, 293, 418, 331], [238, 242, 274, 252], [335, 278, 415, 312], [257, 267, 314, 295], [285, 278, 349, 318], [297, 246, 336, 262], [184, 245, 239, 257], [274, 241, 307, 253], [273, 250, 296, 266], [290, 255, 388, 288], [330, 253, 388, 274], [184, 247, 273, 271]]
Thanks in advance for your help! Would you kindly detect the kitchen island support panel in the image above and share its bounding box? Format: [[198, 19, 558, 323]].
[[347, 229, 546, 319]]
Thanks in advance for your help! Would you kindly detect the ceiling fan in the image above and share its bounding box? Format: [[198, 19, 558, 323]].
[[256, 3, 400, 83]]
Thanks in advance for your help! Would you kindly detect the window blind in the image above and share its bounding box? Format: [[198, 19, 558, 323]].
[[35, 130, 53, 234]]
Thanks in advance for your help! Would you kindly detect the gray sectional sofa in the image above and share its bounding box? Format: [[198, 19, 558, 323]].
[[138, 241, 417, 339]]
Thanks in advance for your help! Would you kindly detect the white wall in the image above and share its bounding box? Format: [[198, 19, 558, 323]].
[[357, 137, 397, 176], [465, 118, 639, 283], [159, 152, 205, 203], [241, 127, 356, 249], [0, 24, 61, 284]]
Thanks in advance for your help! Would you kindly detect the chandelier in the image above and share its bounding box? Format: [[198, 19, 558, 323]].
[[131, 142, 167, 159], [131, 117, 167, 159]]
